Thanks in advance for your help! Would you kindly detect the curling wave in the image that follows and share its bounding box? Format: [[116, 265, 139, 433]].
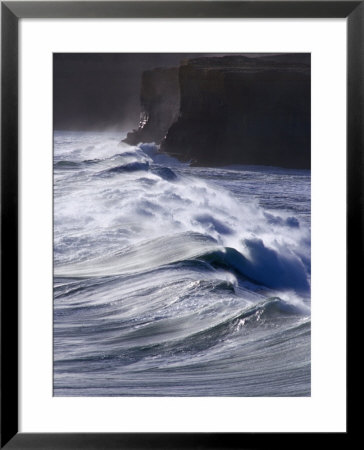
[[53, 131, 311, 397]]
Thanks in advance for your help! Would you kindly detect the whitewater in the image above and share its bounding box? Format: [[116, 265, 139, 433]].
[[53, 131, 311, 396]]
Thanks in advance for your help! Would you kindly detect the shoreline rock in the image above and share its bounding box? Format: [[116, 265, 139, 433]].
[[124, 54, 311, 169]]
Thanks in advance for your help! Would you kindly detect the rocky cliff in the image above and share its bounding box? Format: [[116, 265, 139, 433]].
[[123, 67, 180, 145], [125, 54, 311, 169]]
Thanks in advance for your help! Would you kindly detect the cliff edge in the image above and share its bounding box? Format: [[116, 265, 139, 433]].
[[123, 67, 180, 146], [124, 54, 311, 169]]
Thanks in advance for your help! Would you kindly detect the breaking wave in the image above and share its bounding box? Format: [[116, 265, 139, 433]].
[[53, 131, 311, 396]]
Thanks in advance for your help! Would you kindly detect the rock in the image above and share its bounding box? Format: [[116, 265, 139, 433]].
[[125, 54, 311, 169], [123, 67, 180, 145]]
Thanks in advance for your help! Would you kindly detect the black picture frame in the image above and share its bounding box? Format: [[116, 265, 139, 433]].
[[1, 1, 358, 448]]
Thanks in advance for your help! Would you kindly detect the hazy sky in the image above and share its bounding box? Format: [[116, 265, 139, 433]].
[[53, 53, 224, 132]]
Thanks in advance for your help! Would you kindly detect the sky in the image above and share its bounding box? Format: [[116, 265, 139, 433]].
[[53, 53, 220, 132]]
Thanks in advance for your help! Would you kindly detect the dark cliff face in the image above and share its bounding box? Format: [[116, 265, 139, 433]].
[[123, 67, 180, 145], [125, 54, 311, 169]]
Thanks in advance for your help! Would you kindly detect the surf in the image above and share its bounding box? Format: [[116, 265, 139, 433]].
[[53, 131, 311, 397]]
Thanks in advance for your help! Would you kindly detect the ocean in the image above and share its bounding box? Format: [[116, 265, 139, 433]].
[[53, 131, 311, 396]]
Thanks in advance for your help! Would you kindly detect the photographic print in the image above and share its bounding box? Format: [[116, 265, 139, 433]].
[[53, 53, 311, 397]]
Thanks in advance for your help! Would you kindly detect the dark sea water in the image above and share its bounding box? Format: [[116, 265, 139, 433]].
[[53, 131, 311, 396]]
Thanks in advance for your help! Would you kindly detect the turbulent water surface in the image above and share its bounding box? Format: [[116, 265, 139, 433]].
[[54, 131, 311, 396]]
